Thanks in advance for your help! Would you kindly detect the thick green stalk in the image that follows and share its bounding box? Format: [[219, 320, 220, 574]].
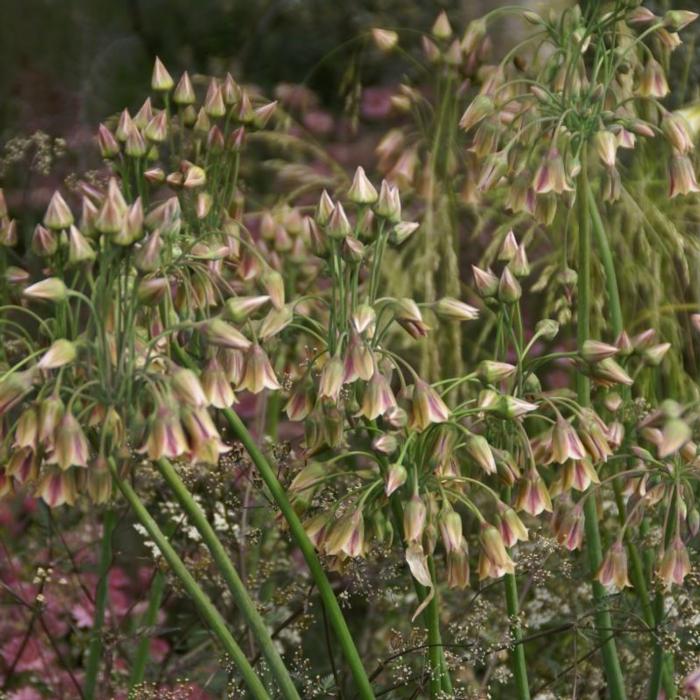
[[155, 457, 300, 700], [221, 408, 376, 699], [577, 166, 627, 700], [108, 460, 271, 699], [588, 190, 675, 698], [504, 572, 530, 699], [128, 570, 165, 694], [83, 509, 117, 700]]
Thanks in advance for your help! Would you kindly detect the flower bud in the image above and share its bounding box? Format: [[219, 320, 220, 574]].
[[404, 493, 427, 543], [326, 202, 352, 239], [434, 297, 479, 322], [478, 360, 516, 383], [151, 57, 174, 92], [466, 434, 496, 474], [472, 265, 498, 298], [24, 277, 67, 302], [315, 190, 335, 227], [581, 339, 619, 363], [97, 124, 120, 158], [68, 225, 96, 264], [643, 342, 671, 366], [459, 95, 494, 132], [125, 126, 147, 157], [44, 191, 74, 230], [31, 225, 57, 257], [173, 71, 196, 105], [536, 319, 559, 340], [479, 524, 515, 578], [347, 166, 378, 204], [199, 318, 252, 353], [594, 130, 618, 168], [498, 266, 521, 303], [391, 221, 419, 245], [664, 10, 698, 32], [385, 462, 407, 496], [375, 180, 401, 222], [0, 370, 34, 415], [498, 507, 528, 547], [38, 339, 77, 370]]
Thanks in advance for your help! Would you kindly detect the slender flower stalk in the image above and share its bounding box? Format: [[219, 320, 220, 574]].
[[83, 509, 117, 700], [577, 164, 627, 700], [588, 189, 675, 698], [128, 570, 166, 692], [108, 459, 271, 699], [155, 457, 300, 700], [220, 408, 376, 699]]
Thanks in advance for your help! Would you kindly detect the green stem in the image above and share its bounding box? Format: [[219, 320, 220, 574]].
[[83, 509, 117, 700], [108, 460, 271, 699], [504, 574, 530, 699], [577, 165, 627, 700], [128, 570, 165, 694], [426, 557, 443, 699], [382, 471, 452, 695], [221, 408, 375, 699], [648, 490, 678, 700], [155, 457, 300, 700], [589, 188, 675, 698]]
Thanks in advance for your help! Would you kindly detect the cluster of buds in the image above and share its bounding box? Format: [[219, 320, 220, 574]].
[[370, 10, 492, 192], [459, 3, 699, 218], [98, 58, 278, 216], [0, 62, 309, 508]]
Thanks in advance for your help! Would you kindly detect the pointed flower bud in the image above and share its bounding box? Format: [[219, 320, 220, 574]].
[[38, 339, 77, 370], [200, 319, 251, 350], [347, 166, 378, 204], [326, 202, 352, 239], [173, 71, 196, 105], [434, 297, 479, 321], [24, 278, 68, 302], [403, 493, 427, 543], [478, 360, 516, 383], [44, 191, 74, 230], [498, 266, 522, 303], [466, 434, 497, 474], [97, 124, 120, 158], [151, 57, 174, 92], [68, 225, 96, 264], [375, 180, 402, 222], [472, 265, 498, 298], [385, 462, 408, 496]]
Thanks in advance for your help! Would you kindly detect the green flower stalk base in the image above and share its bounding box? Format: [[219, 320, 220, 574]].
[[83, 509, 116, 700], [155, 457, 300, 700], [221, 408, 376, 699], [109, 459, 271, 699], [577, 166, 627, 700], [128, 570, 165, 694], [588, 189, 675, 699]]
